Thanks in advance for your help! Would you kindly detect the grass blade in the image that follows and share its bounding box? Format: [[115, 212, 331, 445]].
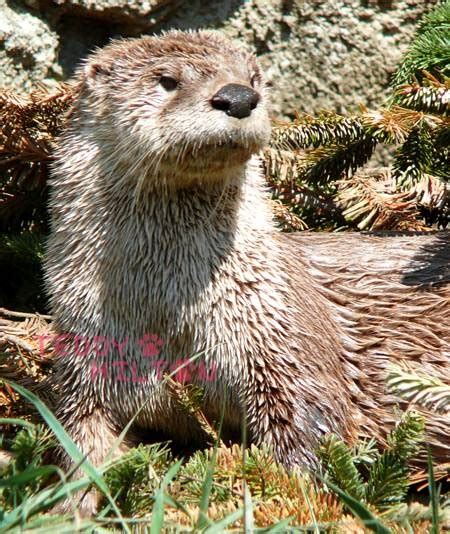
[[195, 445, 218, 531], [298, 476, 320, 534], [196, 398, 226, 531], [0, 476, 91, 531], [4, 380, 129, 532], [243, 482, 254, 533], [319, 476, 391, 534], [150, 459, 182, 534], [257, 517, 295, 532], [0, 418, 35, 429], [203, 508, 244, 533], [427, 447, 440, 534], [5, 381, 105, 490], [0, 465, 58, 487]]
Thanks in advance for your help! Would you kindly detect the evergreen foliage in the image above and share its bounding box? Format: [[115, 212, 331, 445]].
[[1, 404, 447, 532], [0, 231, 45, 311], [0, 86, 72, 234], [1, 424, 55, 508], [388, 363, 450, 414], [104, 443, 173, 517], [319, 412, 426, 511], [0, 87, 72, 311], [266, 1, 449, 231], [391, 1, 450, 87], [318, 434, 366, 502]]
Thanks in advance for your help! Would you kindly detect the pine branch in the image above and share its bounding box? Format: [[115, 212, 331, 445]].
[[2, 423, 55, 506], [386, 412, 426, 461], [263, 146, 301, 183], [362, 106, 445, 144], [10, 424, 54, 471], [275, 183, 345, 230], [165, 378, 221, 445], [391, 1, 450, 87], [269, 107, 446, 154], [395, 82, 450, 115], [319, 413, 425, 513], [104, 443, 172, 516], [351, 439, 378, 467], [393, 27, 450, 86], [271, 113, 366, 150], [388, 364, 450, 414], [0, 231, 44, 263], [429, 126, 450, 181], [318, 434, 366, 501], [265, 104, 449, 231], [264, 146, 345, 229], [415, 173, 449, 228], [0, 85, 73, 161], [365, 412, 425, 510], [392, 125, 434, 189], [0, 85, 73, 234], [301, 137, 377, 183], [337, 169, 428, 231], [418, 0, 450, 31], [0, 231, 46, 311], [0, 175, 49, 233], [270, 200, 308, 231], [365, 451, 411, 510]]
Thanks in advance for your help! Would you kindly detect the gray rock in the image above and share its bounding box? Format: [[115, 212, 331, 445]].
[[42, 0, 184, 30], [0, 1, 59, 93]]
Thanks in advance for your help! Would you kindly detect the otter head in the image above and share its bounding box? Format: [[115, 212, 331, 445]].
[[75, 30, 271, 189]]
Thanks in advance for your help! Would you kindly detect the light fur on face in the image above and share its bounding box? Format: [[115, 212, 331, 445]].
[[65, 30, 271, 193]]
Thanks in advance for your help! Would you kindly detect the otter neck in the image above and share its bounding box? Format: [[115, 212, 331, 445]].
[[90, 149, 274, 240], [49, 137, 278, 338], [70, 155, 277, 340]]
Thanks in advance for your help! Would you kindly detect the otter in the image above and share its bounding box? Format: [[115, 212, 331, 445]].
[[44, 30, 449, 515]]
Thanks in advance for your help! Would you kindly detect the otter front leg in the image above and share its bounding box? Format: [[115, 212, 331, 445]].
[[243, 352, 351, 470], [52, 407, 127, 517]]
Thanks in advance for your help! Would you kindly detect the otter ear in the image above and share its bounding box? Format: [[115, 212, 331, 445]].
[[84, 62, 113, 83]]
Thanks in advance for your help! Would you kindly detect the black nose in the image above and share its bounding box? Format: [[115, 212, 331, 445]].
[[211, 83, 260, 119]]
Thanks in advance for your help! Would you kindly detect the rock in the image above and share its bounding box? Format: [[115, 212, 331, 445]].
[[0, 1, 59, 93], [43, 0, 184, 30]]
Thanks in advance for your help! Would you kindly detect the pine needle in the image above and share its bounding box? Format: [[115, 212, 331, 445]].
[[337, 169, 427, 231], [388, 364, 450, 414]]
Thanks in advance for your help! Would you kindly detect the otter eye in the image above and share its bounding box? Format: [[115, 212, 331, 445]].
[[159, 75, 178, 91]]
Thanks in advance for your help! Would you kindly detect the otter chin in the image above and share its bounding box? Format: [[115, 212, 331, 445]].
[[45, 30, 449, 517]]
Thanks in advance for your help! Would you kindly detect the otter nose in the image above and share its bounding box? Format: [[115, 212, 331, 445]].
[[211, 83, 260, 119]]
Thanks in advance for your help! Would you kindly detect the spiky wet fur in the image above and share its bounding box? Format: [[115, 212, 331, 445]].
[[44, 30, 449, 515]]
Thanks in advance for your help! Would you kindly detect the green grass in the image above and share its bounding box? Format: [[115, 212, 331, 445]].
[[0, 381, 448, 533]]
